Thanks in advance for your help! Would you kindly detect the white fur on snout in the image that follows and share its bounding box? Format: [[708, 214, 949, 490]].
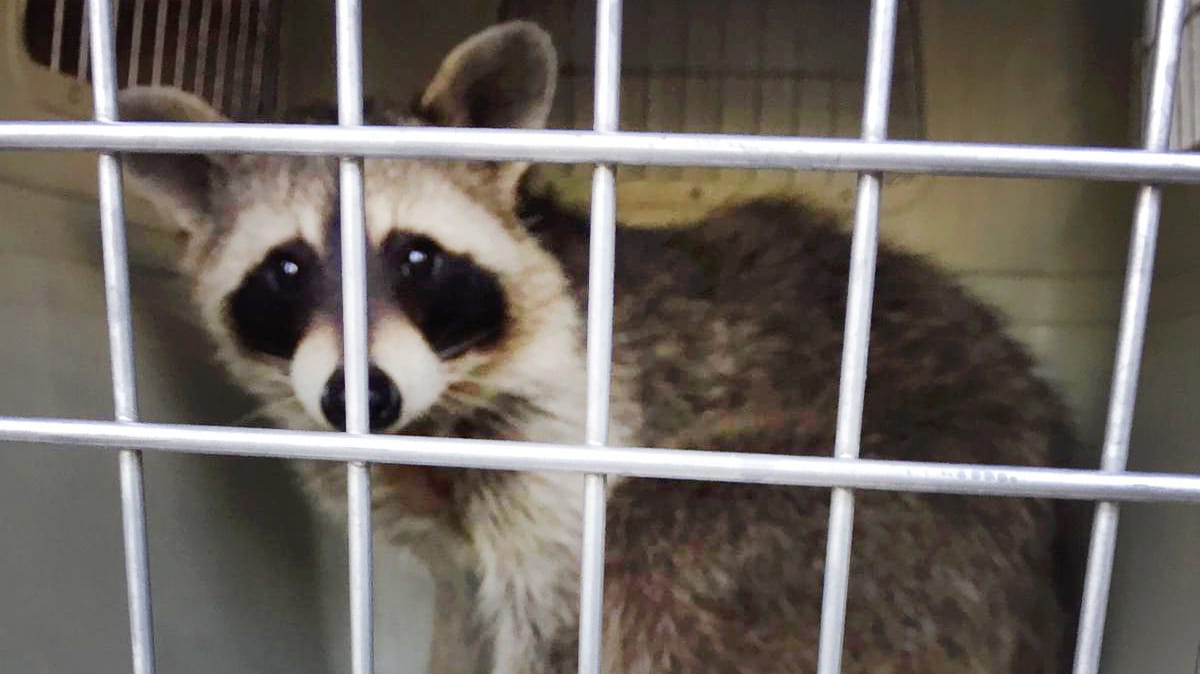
[[291, 323, 342, 428], [371, 317, 447, 428]]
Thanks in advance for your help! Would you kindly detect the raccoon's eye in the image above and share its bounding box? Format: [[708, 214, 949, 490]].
[[228, 240, 321, 359], [384, 232, 507, 359]]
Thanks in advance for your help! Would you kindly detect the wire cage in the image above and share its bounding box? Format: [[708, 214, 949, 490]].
[[1, 0, 1200, 673]]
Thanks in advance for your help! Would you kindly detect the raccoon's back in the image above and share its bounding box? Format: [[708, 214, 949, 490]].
[[612, 196, 1072, 469], [597, 196, 1072, 672]]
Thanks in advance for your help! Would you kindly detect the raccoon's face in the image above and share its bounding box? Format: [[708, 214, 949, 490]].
[[118, 22, 586, 441]]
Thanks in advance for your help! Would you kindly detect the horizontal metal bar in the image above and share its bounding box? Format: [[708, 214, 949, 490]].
[[1, 417, 1199, 504], [3, 122, 1200, 183]]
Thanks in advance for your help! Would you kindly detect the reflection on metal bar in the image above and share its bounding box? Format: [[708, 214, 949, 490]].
[[173, 0, 191, 87], [50, 0, 67, 72], [334, 0, 373, 671], [128, 0, 147, 86], [213, 0, 233, 108], [3, 416, 1200, 504], [9, 122, 1200, 184], [194, 0, 213, 95], [230, 0, 253, 117], [815, 1, 899, 672], [578, 0, 624, 667], [85, 0, 156, 671], [152, 0, 170, 84], [1072, 1, 1188, 672]]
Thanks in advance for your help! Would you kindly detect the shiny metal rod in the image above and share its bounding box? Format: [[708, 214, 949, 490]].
[[1072, 1, 1189, 671], [2, 417, 1200, 504], [816, 1, 899, 672], [6, 122, 1200, 183], [335, 0, 373, 671], [87, 0, 156, 670], [579, 0, 624, 671]]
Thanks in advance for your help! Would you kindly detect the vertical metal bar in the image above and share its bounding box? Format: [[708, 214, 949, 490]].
[[151, 0, 169, 84], [193, 0, 213, 95], [50, 0, 67, 72], [229, 0, 253, 118], [212, 0, 234, 110], [87, 0, 156, 672], [335, 0, 373, 672], [174, 0, 192, 87], [814, 0, 898, 673], [578, 1, 622, 673], [1072, 1, 1187, 672], [129, 0, 148, 86]]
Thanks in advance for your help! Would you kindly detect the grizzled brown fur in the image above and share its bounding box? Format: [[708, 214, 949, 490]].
[[518, 185, 1076, 673]]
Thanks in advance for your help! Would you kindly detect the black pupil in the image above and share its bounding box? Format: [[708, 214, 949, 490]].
[[228, 241, 320, 359]]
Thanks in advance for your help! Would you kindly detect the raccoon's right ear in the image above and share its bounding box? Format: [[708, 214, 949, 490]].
[[117, 86, 232, 232]]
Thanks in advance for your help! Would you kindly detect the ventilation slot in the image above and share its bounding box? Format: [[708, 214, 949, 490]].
[[22, 0, 284, 120]]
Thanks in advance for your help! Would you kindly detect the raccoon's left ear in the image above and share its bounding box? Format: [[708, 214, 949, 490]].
[[416, 21, 557, 131], [116, 86, 233, 234]]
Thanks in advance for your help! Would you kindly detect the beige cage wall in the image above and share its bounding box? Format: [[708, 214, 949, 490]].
[[0, 0, 1196, 672]]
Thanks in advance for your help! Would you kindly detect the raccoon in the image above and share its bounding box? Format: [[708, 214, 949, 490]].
[[117, 20, 1079, 674]]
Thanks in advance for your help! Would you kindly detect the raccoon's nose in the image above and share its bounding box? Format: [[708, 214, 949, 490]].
[[319, 366, 403, 432]]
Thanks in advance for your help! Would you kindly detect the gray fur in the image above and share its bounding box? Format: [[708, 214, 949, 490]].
[[118, 21, 1077, 674]]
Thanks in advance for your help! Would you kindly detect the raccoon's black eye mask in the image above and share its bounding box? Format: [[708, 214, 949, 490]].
[[383, 232, 508, 359], [226, 235, 507, 361], [228, 240, 323, 359]]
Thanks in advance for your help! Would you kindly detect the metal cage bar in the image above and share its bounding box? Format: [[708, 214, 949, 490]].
[[7, 414, 1200, 503], [815, 1, 899, 671], [578, 0, 624, 671], [5, 417, 1200, 502], [85, 0, 156, 672], [9, 123, 1200, 183], [1072, 1, 1189, 672], [334, 0, 375, 671]]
